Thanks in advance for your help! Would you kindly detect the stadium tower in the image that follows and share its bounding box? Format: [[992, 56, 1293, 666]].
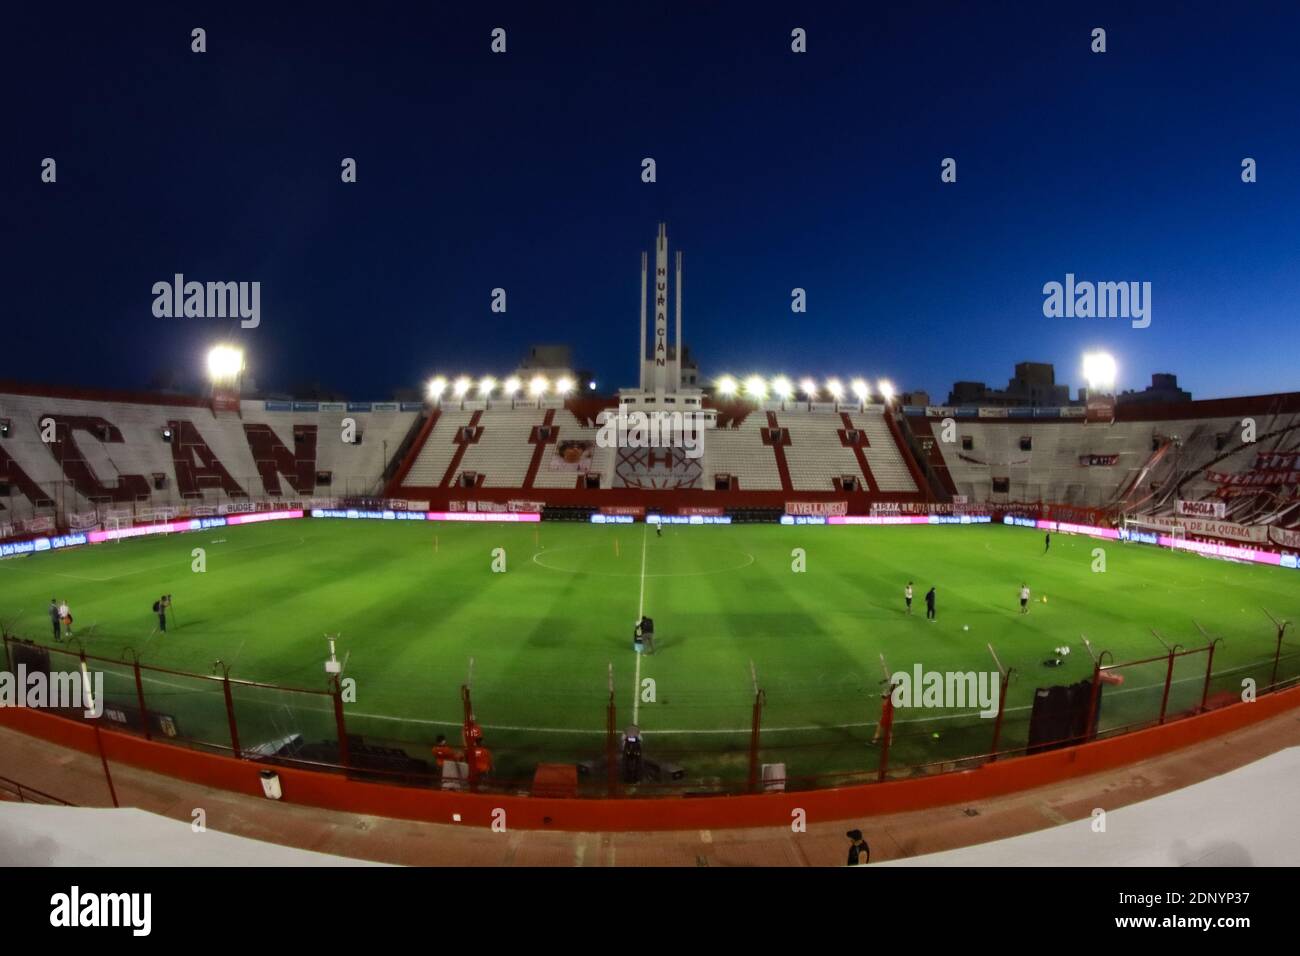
[[619, 223, 710, 421]]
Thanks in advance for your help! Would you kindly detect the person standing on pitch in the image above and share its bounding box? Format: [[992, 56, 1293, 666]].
[[656, 517, 663, 538], [925, 586, 936, 622], [49, 598, 62, 643], [1019, 583, 1031, 614], [1044, 531, 1051, 553], [153, 595, 167, 633], [904, 582, 914, 615], [58, 599, 73, 638]]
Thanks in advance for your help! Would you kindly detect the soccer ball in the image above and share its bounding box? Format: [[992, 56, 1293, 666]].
[[1041, 595, 1048, 603], [962, 625, 969, 631]]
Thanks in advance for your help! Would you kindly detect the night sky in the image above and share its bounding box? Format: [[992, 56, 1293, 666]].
[[6, 2, 1299, 401]]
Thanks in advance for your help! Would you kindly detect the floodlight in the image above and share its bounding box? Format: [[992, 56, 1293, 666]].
[[588, 380, 597, 391], [799, 377, 818, 399], [478, 376, 497, 397], [453, 376, 472, 399], [850, 378, 870, 401], [717, 375, 738, 397], [743, 375, 768, 400], [1082, 352, 1118, 392], [555, 376, 574, 395], [528, 374, 549, 397], [878, 380, 895, 402], [206, 345, 244, 382], [826, 378, 845, 401], [427, 376, 448, 400], [503, 376, 522, 396], [772, 376, 793, 400]]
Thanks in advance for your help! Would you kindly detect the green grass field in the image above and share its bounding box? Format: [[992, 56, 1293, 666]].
[[3, 518, 1298, 791]]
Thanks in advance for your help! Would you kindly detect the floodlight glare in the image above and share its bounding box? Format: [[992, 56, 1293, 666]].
[[878, 380, 895, 402], [826, 378, 845, 401], [744, 375, 768, 400], [427, 375, 448, 399], [772, 376, 793, 400], [452, 376, 472, 398], [850, 378, 870, 401], [206, 345, 244, 382], [503, 376, 522, 396], [478, 376, 497, 396], [1082, 352, 1118, 392], [529, 375, 549, 397], [799, 377, 818, 399], [555, 376, 574, 395], [588, 380, 597, 391], [717, 375, 738, 396]]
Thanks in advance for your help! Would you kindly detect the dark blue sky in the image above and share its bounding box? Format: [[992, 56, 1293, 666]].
[[6, 2, 1299, 400]]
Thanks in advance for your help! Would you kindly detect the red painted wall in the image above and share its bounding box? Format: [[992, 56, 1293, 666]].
[[3, 685, 1296, 832]]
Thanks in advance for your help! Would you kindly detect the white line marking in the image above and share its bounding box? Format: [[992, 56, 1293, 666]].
[[633, 523, 648, 724]]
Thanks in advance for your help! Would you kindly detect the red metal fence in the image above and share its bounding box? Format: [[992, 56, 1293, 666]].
[[3, 617, 1298, 799]]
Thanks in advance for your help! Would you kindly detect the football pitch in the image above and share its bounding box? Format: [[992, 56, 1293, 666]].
[[3, 518, 1298, 789]]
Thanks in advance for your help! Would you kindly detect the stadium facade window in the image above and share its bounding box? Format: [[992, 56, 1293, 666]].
[[992, 476, 1010, 493], [961, 435, 974, 451], [1019, 436, 1032, 451], [316, 470, 332, 486]]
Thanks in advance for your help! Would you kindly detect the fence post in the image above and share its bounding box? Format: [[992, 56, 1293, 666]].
[[1158, 649, 1175, 724], [876, 687, 896, 782], [331, 677, 350, 771], [130, 653, 152, 741], [747, 688, 765, 794], [461, 684, 479, 792], [217, 665, 241, 758], [1267, 616, 1290, 691], [1083, 662, 1105, 742], [987, 644, 1011, 761], [1200, 638, 1222, 711], [606, 663, 618, 797]]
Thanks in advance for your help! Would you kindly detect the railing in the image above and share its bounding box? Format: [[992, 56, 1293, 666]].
[[0, 773, 76, 805], [3, 616, 1298, 799]]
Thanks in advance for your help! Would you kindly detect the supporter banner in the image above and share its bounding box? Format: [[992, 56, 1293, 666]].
[[786, 501, 849, 516], [292, 402, 319, 412], [318, 402, 346, 412], [1206, 468, 1300, 487], [400, 402, 424, 412], [1078, 454, 1119, 466], [1271, 526, 1300, 550], [977, 407, 1008, 418], [264, 401, 293, 412], [1255, 452, 1300, 472], [21, 516, 55, 533], [952, 495, 968, 505], [371, 402, 399, 412], [1059, 407, 1085, 419], [679, 506, 724, 516], [926, 406, 955, 418], [1177, 499, 1226, 519], [347, 402, 373, 412], [550, 439, 594, 472], [1143, 514, 1269, 544], [508, 499, 546, 513], [448, 500, 508, 513]]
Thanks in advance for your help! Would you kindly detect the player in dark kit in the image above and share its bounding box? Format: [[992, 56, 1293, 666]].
[[49, 599, 62, 642], [925, 586, 936, 621], [1044, 531, 1051, 552]]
